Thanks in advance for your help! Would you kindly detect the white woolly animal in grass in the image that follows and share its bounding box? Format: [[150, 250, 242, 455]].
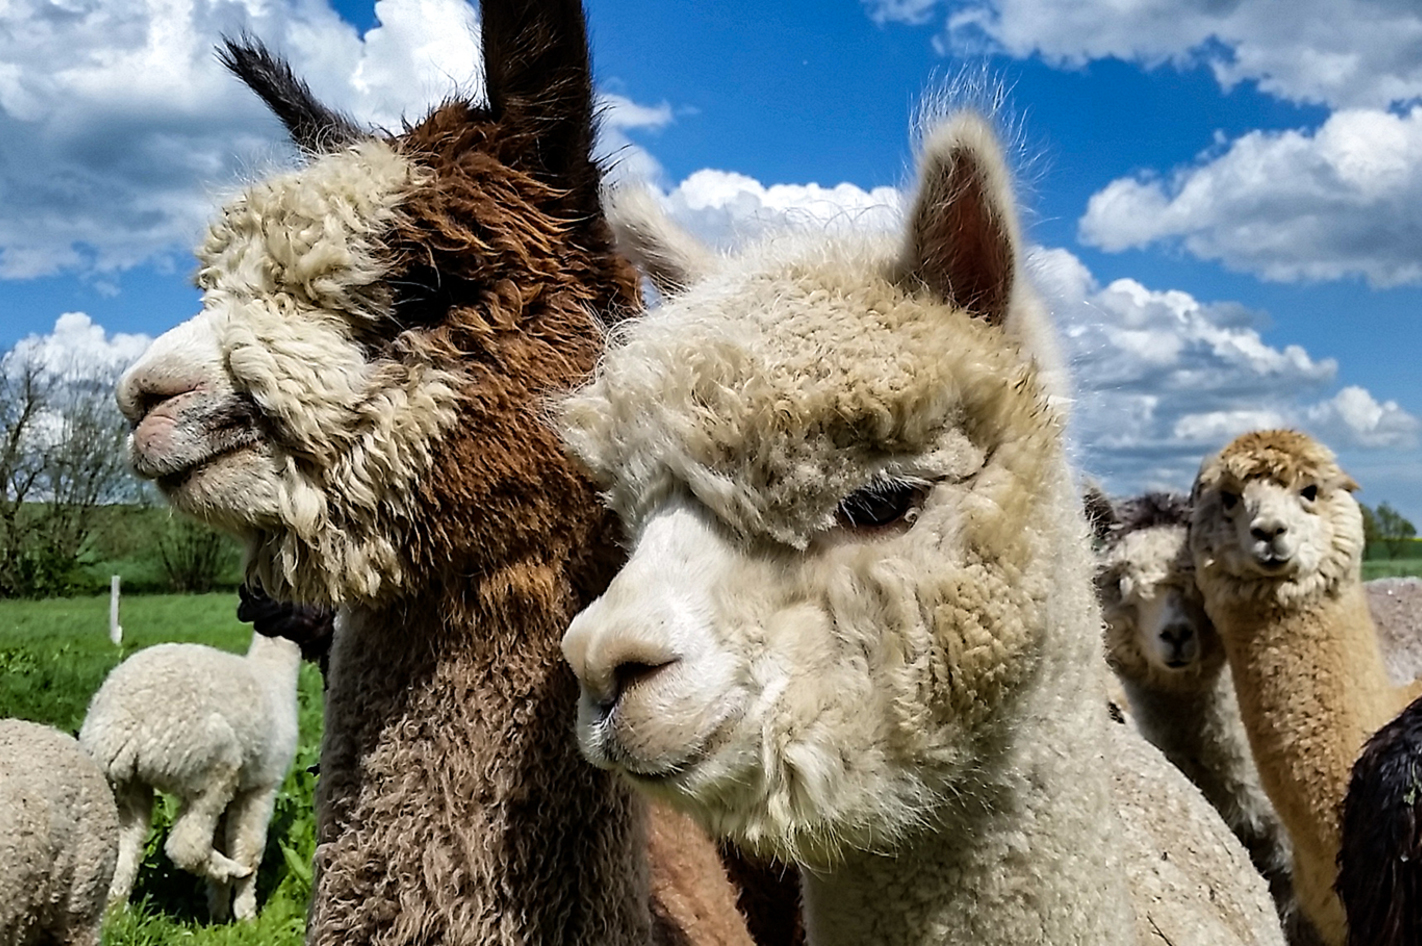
[[0, 719, 118, 946], [559, 112, 1285, 946], [1190, 429, 1422, 946], [79, 631, 300, 921]]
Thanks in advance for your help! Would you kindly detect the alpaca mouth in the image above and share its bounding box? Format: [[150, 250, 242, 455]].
[[1253, 554, 1293, 574], [595, 703, 742, 787], [155, 440, 263, 493], [132, 393, 264, 482]]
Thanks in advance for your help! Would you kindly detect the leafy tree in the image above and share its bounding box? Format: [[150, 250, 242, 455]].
[[1373, 501, 1418, 560]]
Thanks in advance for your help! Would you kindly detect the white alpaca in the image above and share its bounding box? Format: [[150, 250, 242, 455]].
[[0, 719, 118, 946], [1190, 429, 1422, 946], [558, 112, 1283, 946], [79, 631, 300, 921]]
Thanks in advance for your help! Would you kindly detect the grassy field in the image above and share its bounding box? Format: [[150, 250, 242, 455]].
[[0, 593, 319, 946]]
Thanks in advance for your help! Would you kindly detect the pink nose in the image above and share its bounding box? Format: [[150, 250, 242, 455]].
[[116, 364, 205, 426]]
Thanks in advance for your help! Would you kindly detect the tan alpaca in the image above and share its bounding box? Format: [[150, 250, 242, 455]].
[[1190, 429, 1422, 946], [558, 110, 1285, 946]]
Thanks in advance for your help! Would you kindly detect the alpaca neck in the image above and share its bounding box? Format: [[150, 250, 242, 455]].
[[1213, 580, 1394, 944], [802, 658, 1132, 945], [314, 573, 651, 946], [245, 634, 301, 705]]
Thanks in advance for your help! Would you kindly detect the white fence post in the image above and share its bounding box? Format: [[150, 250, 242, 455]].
[[109, 575, 122, 646]]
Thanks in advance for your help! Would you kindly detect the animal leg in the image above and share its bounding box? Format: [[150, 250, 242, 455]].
[[164, 765, 248, 883], [206, 810, 232, 922], [108, 781, 154, 908], [224, 784, 279, 920]]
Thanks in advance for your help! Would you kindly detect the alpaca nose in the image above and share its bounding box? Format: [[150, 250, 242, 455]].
[[1250, 519, 1287, 542], [1160, 624, 1197, 665], [563, 610, 680, 712], [115, 316, 219, 425]]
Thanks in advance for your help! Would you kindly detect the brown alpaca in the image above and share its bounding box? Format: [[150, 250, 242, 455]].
[[1190, 429, 1422, 946], [114, 4, 757, 944]]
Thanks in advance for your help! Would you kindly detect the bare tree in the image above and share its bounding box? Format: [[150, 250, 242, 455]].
[[0, 344, 139, 597]]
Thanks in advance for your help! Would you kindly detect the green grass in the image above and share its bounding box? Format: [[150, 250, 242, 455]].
[[0, 593, 319, 946], [1363, 557, 1422, 580]]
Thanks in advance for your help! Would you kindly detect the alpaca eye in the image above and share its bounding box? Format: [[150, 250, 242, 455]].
[[1300, 484, 1318, 502], [836, 481, 927, 530], [1220, 491, 1239, 511]]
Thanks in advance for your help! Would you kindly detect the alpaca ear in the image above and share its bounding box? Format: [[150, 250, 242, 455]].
[[481, 0, 599, 204], [606, 187, 716, 297], [1082, 482, 1118, 546], [219, 37, 364, 154], [904, 114, 1019, 326]]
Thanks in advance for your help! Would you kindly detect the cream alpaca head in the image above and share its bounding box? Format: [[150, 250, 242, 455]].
[[1190, 429, 1364, 608], [1095, 496, 1222, 693], [559, 113, 1075, 867]]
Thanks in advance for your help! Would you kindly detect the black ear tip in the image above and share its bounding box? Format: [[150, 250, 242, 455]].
[[217, 33, 364, 154]]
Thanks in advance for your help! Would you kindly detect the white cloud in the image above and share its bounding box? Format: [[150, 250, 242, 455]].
[[655, 170, 902, 248], [1039, 254, 1421, 493], [1079, 106, 1422, 287], [868, 0, 1422, 110], [1306, 386, 1420, 450], [0, 0, 665, 280], [6, 312, 152, 381]]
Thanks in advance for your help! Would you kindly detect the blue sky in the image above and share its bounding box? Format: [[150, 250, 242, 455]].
[[3, 0, 1420, 518]]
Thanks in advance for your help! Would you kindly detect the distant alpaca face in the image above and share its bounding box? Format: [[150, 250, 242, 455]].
[[560, 115, 1071, 866], [1191, 429, 1363, 602], [1099, 524, 1220, 687], [116, 41, 631, 605]]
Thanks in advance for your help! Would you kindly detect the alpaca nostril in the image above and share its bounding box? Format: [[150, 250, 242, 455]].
[[1250, 522, 1286, 542], [609, 658, 678, 707], [1161, 626, 1193, 646]]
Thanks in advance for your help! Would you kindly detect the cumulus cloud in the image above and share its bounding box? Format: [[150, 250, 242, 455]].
[[1034, 248, 1421, 491], [0, 0, 666, 280], [1079, 106, 1422, 287], [654, 171, 902, 249], [866, 0, 1422, 110], [5, 313, 152, 381]]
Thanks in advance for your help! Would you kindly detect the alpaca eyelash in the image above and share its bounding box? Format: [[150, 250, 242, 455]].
[[835, 479, 931, 530]]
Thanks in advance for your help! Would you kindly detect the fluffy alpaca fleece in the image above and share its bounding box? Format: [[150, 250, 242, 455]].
[[79, 632, 300, 920], [1190, 429, 1422, 946], [0, 720, 118, 946], [113, 5, 755, 944], [1336, 692, 1422, 946], [1094, 492, 1310, 939], [559, 112, 1284, 946]]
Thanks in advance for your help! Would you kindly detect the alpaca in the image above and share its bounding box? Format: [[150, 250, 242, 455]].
[[79, 631, 301, 920], [114, 5, 755, 944], [0, 719, 118, 946], [1093, 491, 1307, 939], [1336, 691, 1422, 946], [557, 110, 1284, 946], [1189, 429, 1422, 946]]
